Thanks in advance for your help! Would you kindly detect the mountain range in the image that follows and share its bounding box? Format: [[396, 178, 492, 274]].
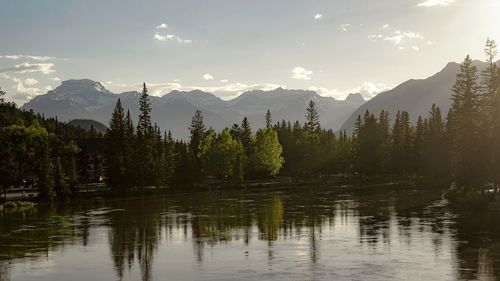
[[21, 80, 365, 138], [22, 60, 495, 138], [340, 60, 493, 133]]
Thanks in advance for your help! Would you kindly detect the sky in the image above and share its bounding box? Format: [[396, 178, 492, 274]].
[[0, 0, 499, 105]]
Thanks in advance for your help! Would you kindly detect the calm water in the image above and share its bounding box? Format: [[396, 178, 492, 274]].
[[1, 183, 500, 281]]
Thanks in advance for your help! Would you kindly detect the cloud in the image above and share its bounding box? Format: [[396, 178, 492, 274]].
[[347, 82, 393, 99], [220, 79, 229, 83], [417, 0, 455, 7], [314, 14, 323, 20], [381, 24, 389, 29], [384, 31, 424, 45], [154, 33, 192, 44], [368, 29, 426, 50], [24, 78, 38, 86], [340, 24, 352, 32], [52, 77, 61, 82], [156, 23, 168, 29], [0, 55, 63, 61], [310, 82, 394, 100], [291, 67, 313, 80], [0, 62, 55, 74], [153, 23, 192, 44], [202, 74, 214, 80]]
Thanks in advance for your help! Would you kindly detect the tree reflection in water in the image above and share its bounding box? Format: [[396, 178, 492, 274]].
[[2, 184, 500, 280]]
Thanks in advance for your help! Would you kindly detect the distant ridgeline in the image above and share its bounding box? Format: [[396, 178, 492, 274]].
[[67, 119, 108, 134], [1, 39, 500, 204]]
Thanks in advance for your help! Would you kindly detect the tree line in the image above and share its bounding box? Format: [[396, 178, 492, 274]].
[[1, 39, 499, 201]]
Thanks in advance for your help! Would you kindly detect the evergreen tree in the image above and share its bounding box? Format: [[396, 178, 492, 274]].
[[355, 111, 382, 176], [480, 39, 500, 184], [305, 100, 320, 134], [189, 110, 206, 183], [450, 55, 484, 188], [391, 111, 412, 174], [240, 117, 254, 158], [106, 99, 126, 190], [124, 110, 135, 188], [265, 109, 272, 128], [162, 131, 175, 184], [135, 83, 156, 187], [422, 104, 449, 180], [0, 87, 5, 104], [378, 110, 391, 173]]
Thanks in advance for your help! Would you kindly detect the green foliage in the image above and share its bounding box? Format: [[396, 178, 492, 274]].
[[252, 128, 284, 176], [201, 128, 246, 181], [54, 157, 71, 198]]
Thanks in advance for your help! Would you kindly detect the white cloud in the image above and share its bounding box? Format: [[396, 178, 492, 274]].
[[154, 33, 192, 43], [340, 24, 352, 32], [369, 29, 426, 50], [0, 55, 62, 61], [202, 74, 214, 80], [153, 23, 192, 44], [52, 77, 61, 82], [310, 82, 393, 100], [220, 79, 229, 83], [381, 24, 389, 29], [24, 78, 38, 86], [314, 14, 323, 20], [291, 67, 313, 80], [384, 31, 424, 45], [348, 82, 393, 99], [156, 23, 168, 29], [0, 62, 55, 75], [417, 0, 455, 7], [12, 78, 42, 96]]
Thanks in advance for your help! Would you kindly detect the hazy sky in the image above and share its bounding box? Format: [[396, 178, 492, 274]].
[[0, 0, 499, 105]]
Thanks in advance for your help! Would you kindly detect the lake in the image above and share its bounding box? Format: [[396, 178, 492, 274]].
[[1, 182, 499, 281]]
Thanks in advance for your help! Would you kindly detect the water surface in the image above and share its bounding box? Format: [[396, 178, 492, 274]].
[[1, 183, 499, 281]]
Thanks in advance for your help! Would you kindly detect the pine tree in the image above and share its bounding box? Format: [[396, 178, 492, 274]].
[[450, 55, 484, 189], [305, 100, 320, 134], [135, 83, 156, 187], [481, 39, 500, 184], [162, 131, 175, 184], [0, 87, 5, 104], [189, 110, 206, 183], [106, 99, 126, 190], [378, 110, 391, 173], [124, 110, 135, 188], [265, 109, 272, 128], [137, 83, 153, 139]]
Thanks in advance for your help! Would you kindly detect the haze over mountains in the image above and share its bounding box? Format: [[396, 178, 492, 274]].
[[21, 80, 365, 138]]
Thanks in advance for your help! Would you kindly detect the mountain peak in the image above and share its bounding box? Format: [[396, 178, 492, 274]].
[[55, 79, 110, 95], [344, 93, 365, 104]]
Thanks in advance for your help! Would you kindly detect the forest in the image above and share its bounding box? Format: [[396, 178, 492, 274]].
[[0, 39, 499, 202]]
